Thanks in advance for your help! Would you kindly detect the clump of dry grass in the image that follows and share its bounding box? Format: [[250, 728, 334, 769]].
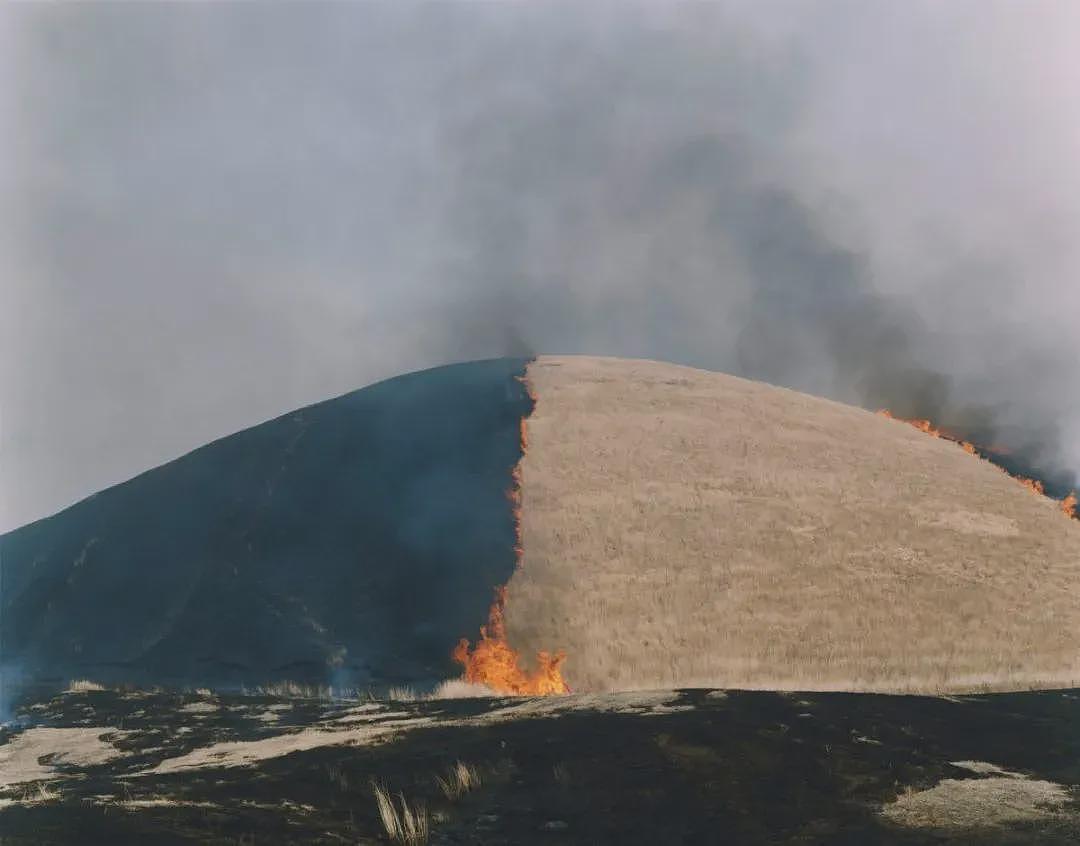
[[22, 782, 60, 804], [371, 781, 428, 845], [250, 681, 334, 699], [435, 760, 481, 800], [65, 680, 105, 693], [386, 686, 419, 702], [428, 680, 498, 700]]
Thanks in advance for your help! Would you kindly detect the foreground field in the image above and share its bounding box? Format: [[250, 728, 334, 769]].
[[510, 356, 1080, 693], [2, 686, 1080, 844]]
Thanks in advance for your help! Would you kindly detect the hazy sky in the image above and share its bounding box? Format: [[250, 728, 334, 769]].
[[3, 1, 1079, 531]]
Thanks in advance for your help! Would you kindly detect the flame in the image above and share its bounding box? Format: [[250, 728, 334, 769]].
[[452, 369, 571, 695], [879, 410, 1078, 520], [877, 409, 971, 448], [452, 586, 569, 695], [1016, 476, 1046, 496]]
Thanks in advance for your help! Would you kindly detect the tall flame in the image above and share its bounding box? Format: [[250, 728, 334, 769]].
[[452, 371, 571, 695], [878, 410, 1078, 521], [452, 586, 568, 695]]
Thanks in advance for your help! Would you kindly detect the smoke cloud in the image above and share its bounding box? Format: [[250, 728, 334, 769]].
[[3, 1, 1079, 529]]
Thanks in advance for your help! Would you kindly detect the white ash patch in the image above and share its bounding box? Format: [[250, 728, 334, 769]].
[[116, 798, 220, 810], [479, 690, 692, 722], [949, 760, 1023, 778], [325, 706, 410, 726], [180, 701, 219, 714], [141, 716, 435, 775], [0, 728, 131, 789]]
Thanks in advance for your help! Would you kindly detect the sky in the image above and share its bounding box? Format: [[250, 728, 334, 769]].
[[2, 1, 1079, 532]]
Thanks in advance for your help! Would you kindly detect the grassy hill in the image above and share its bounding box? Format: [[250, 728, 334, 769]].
[[509, 356, 1080, 693]]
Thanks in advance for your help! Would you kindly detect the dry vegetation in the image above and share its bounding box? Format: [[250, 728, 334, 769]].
[[64, 680, 106, 693], [246, 681, 335, 699], [435, 760, 481, 801], [506, 356, 1080, 694], [371, 781, 429, 845], [881, 775, 1070, 829]]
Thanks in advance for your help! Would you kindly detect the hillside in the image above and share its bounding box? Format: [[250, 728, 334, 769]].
[[4, 354, 1078, 699], [0, 358, 532, 692], [508, 356, 1080, 693]]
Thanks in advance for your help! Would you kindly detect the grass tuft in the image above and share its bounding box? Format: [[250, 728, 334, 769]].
[[371, 780, 429, 845], [435, 760, 481, 800], [65, 680, 105, 693]]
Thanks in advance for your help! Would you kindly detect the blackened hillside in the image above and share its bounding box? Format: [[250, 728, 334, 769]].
[[1, 358, 531, 692]]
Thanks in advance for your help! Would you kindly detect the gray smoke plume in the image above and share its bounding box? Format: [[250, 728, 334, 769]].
[[2, 1, 1079, 530]]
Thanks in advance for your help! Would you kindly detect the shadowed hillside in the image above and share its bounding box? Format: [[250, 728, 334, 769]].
[[1, 359, 533, 693]]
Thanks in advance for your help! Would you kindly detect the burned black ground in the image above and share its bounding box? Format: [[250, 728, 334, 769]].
[[2, 686, 1080, 844]]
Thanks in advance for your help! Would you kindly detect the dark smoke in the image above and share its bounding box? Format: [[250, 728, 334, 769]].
[[2, 2, 1078, 530]]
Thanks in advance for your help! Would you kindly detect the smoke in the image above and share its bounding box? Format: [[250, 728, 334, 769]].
[[2, 1, 1079, 529]]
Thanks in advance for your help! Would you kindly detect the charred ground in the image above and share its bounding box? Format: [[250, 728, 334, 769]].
[[2, 686, 1080, 844]]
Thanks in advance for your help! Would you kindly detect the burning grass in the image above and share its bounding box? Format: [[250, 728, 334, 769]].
[[453, 586, 568, 695], [878, 410, 1078, 522], [452, 369, 570, 696]]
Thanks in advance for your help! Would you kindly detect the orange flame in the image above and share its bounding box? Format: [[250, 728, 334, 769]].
[[452, 586, 569, 695], [879, 409, 1077, 520], [453, 369, 571, 695], [1016, 476, 1046, 496]]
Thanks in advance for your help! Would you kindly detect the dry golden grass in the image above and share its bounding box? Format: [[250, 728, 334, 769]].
[[371, 781, 429, 845], [506, 356, 1080, 694], [435, 760, 482, 801], [65, 679, 106, 693]]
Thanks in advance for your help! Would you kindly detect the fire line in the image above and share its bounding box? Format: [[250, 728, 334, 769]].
[[452, 369, 571, 695], [878, 410, 1078, 521]]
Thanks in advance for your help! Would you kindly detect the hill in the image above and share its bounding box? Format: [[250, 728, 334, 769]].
[[4, 354, 1078, 698]]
